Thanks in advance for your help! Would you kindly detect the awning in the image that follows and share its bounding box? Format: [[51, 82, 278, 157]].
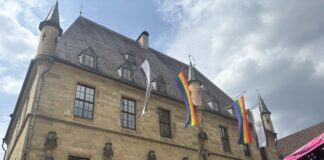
[[285, 133, 324, 160]]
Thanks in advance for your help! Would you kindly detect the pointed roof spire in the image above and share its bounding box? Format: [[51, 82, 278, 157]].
[[258, 91, 271, 114], [39, 0, 63, 36], [188, 55, 200, 84]]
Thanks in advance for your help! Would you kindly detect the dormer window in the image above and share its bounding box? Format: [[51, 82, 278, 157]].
[[152, 75, 166, 94], [122, 68, 132, 81], [226, 108, 234, 116], [207, 99, 219, 112], [79, 47, 97, 69], [117, 63, 134, 82], [84, 54, 95, 67], [123, 51, 136, 65]]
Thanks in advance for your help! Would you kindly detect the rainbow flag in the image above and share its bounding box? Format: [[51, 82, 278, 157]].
[[176, 71, 197, 128], [233, 96, 252, 144]]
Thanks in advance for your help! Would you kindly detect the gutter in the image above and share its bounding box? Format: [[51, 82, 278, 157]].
[[23, 57, 54, 160]]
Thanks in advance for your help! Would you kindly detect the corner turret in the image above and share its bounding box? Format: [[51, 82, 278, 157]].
[[36, 1, 62, 59], [188, 60, 203, 107], [259, 95, 275, 132]]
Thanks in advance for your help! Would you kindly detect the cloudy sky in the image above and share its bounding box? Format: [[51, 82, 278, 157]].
[[1, 0, 324, 157]]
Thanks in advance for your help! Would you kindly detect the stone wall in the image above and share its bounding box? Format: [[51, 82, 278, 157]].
[[6, 61, 279, 160]]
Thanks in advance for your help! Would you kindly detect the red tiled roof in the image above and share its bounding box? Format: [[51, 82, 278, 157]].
[[277, 122, 324, 158]]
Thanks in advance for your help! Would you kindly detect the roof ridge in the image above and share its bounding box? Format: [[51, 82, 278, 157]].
[[278, 121, 324, 141], [76, 16, 147, 49]]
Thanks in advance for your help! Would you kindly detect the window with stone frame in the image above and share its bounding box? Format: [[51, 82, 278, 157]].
[[158, 108, 172, 138], [219, 126, 231, 152], [73, 84, 95, 120], [121, 97, 136, 129], [244, 144, 251, 157], [68, 155, 89, 160]]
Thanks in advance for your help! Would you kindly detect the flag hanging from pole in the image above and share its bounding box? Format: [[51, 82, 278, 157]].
[[233, 96, 252, 144], [250, 105, 267, 148], [139, 59, 152, 117], [176, 71, 197, 128]]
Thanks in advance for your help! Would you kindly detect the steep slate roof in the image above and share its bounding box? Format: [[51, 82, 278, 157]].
[[277, 122, 324, 158], [55, 16, 233, 115], [39, 1, 63, 35], [259, 95, 270, 114]]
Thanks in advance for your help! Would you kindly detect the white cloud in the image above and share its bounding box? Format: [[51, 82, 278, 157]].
[[0, 76, 23, 95], [157, 0, 324, 138]]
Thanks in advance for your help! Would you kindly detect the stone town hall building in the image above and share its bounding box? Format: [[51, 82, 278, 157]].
[[3, 2, 278, 160]]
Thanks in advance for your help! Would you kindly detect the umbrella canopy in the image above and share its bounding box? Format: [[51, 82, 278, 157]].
[[285, 133, 324, 160]]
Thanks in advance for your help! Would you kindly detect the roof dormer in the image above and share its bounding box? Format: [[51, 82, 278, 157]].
[[79, 47, 97, 69], [152, 75, 167, 95], [116, 63, 134, 82], [122, 50, 136, 65], [206, 97, 220, 112]]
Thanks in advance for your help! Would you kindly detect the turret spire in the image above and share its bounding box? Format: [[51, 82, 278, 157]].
[[258, 92, 271, 114], [188, 56, 200, 84], [39, 0, 63, 36], [36, 1, 62, 58]]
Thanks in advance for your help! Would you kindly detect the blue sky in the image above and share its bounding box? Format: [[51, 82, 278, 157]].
[[1, 0, 324, 158]]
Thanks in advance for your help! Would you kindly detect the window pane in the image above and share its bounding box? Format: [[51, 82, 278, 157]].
[[122, 68, 132, 80], [220, 127, 230, 152], [83, 54, 95, 68], [121, 98, 136, 129], [85, 88, 94, 102], [89, 56, 94, 67], [73, 84, 95, 120], [158, 109, 171, 138]]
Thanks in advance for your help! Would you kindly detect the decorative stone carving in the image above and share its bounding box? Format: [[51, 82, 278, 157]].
[[103, 142, 113, 159], [147, 150, 156, 160], [198, 130, 208, 142], [44, 131, 57, 150]]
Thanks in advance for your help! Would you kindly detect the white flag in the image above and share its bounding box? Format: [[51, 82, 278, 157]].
[[139, 59, 152, 117], [250, 105, 267, 148]]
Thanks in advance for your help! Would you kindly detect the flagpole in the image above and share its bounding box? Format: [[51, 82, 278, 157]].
[[224, 90, 246, 109], [233, 90, 246, 100]]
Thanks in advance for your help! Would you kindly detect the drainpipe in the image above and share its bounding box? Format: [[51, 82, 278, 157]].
[[2, 139, 7, 160], [24, 57, 54, 160]]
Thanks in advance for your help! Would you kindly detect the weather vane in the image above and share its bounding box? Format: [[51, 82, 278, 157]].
[[80, 3, 83, 16]]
